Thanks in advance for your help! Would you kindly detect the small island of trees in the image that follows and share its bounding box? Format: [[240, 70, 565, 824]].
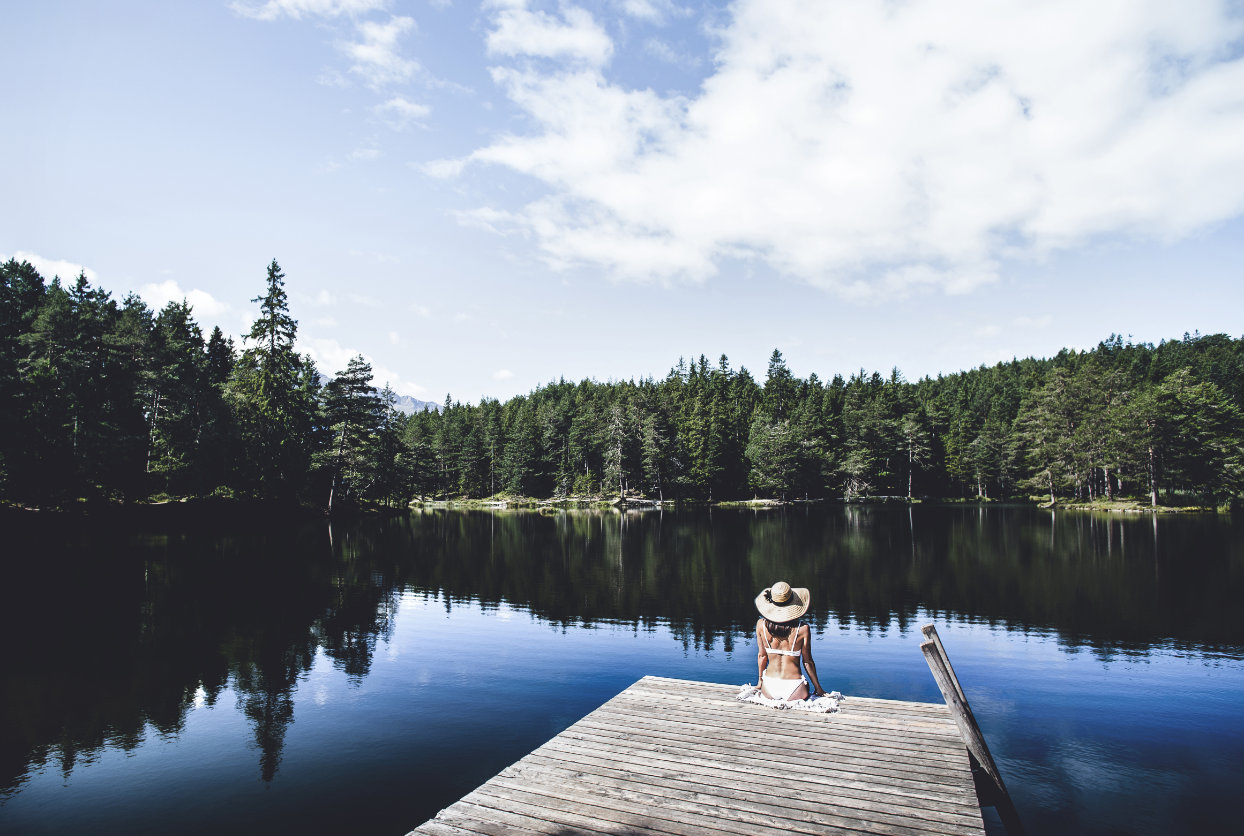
[[2, 257, 1241, 512]]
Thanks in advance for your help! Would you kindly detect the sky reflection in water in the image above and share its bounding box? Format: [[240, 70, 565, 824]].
[[1, 506, 1241, 836]]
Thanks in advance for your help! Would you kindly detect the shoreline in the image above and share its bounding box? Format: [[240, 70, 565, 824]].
[[2, 495, 1226, 526], [409, 495, 1225, 514], [0, 495, 409, 527]]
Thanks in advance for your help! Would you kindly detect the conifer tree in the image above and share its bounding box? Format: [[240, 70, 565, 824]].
[[147, 300, 207, 493], [899, 412, 931, 500], [322, 355, 383, 512], [763, 349, 796, 420], [228, 260, 317, 498]]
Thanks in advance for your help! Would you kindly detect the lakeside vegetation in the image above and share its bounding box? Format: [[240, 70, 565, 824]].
[[2, 257, 1242, 512]]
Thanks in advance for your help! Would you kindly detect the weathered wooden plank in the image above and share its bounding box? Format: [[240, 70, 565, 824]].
[[571, 711, 970, 770], [553, 722, 972, 787], [544, 736, 980, 811], [522, 743, 978, 810], [468, 782, 753, 836], [474, 777, 967, 836], [419, 810, 550, 836], [597, 699, 965, 752], [617, 686, 964, 737], [414, 821, 490, 836], [504, 756, 986, 832], [581, 686, 971, 770], [525, 737, 979, 810], [615, 689, 962, 735], [408, 677, 985, 836], [634, 678, 953, 716], [448, 798, 623, 836], [611, 684, 959, 730]]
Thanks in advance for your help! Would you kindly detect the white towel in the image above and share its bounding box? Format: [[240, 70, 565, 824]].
[[736, 684, 844, 713]]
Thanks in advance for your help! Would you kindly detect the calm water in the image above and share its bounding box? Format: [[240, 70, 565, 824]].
[[1, 506, 1241, 836]]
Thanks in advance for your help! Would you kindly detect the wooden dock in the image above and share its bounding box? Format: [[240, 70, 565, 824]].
[[408, 675, 986, 836]]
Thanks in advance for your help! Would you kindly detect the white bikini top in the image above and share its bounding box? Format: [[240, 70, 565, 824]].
[[762, 622, 803, 657]]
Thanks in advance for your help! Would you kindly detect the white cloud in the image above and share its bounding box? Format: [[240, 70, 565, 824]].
[[450, 206, 521, 234], [237, 2, 421, 95], [419, 157, 468, 178], [388, 331, 400, 344], [4, 250, 97, 283], [349, 146, 382, 161], [485, 0, 613, 66], [302, 337, 426, 396], [315, 290, 337, 305], [375, 95, 430, 129], [303, 337, 359, 378], [618, 0, 665, 24], [410, 303, 431, 317], [446, 0, 1244, 298], [230, 0, 387, 21], [342, 15, 418, 89], [139, 279, 230, 319], [493, 368, 514, 380]]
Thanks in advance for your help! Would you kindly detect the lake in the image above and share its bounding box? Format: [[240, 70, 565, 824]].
[[1, 505, 1241, 835]]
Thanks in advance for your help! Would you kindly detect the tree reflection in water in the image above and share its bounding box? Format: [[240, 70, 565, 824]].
[[1, 505, 1240, 798]]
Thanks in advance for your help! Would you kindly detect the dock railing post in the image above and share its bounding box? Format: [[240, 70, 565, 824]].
[[921, 623, 1026, 836]]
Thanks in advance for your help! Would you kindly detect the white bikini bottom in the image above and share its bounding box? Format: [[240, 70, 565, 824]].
[[737, 683, 843, 713], [761, 673, 807, 700]]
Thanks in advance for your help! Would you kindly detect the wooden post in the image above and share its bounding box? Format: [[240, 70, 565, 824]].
[[921, 640, 1003, 792], [921, 623, 967, 707], [921, 624, 1025, 836]]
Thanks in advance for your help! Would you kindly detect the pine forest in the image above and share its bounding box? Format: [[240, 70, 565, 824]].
[[2, 258, 1242, 511]]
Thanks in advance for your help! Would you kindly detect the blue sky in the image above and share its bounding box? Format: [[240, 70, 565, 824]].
[[3, 0, 1243, 404]]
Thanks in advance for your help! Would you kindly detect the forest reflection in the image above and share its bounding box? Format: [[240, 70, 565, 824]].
[[392, 506, 1241, 651], [2, 506, 1239, 798]]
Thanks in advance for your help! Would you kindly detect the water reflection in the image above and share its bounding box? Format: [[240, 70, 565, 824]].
[[1, 520, 393, 796], [384, 506, 1241, 652], [1, 506, 1240, 803]]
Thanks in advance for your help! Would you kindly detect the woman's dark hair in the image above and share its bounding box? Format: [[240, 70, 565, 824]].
[[764, 618, 800, 637]]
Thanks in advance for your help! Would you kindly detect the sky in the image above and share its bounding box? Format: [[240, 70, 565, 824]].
[[3, 0, 1243, 404]]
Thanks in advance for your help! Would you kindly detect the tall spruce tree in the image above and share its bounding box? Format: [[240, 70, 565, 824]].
[[228, 260, 317, 498], [763, 349, 796, 420]]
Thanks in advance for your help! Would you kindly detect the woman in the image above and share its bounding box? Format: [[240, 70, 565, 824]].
[[755, 581, 828, 701]]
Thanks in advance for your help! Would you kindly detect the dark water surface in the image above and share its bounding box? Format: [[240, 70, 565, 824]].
[[1, 506, 1241, 835]]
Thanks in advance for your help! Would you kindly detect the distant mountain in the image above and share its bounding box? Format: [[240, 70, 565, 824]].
[[391, 394, 439, 415]]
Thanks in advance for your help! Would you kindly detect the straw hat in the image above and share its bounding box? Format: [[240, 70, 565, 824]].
[[755, 581, 810, 623]]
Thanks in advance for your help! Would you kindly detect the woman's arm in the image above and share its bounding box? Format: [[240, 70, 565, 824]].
[[755, 621, 768, 684], [800, 624, 827, 696]]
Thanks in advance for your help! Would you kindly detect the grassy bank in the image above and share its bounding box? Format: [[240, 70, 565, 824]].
[[0, 493, 414, 525], [1044, 498, 1219, 513]]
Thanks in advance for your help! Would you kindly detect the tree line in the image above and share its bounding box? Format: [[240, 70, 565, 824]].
[[0, 258, 408, 510], [2, 257, 1241, 509]]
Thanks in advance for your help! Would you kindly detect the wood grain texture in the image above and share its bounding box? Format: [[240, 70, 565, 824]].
[[408, 676, 985, 836]]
